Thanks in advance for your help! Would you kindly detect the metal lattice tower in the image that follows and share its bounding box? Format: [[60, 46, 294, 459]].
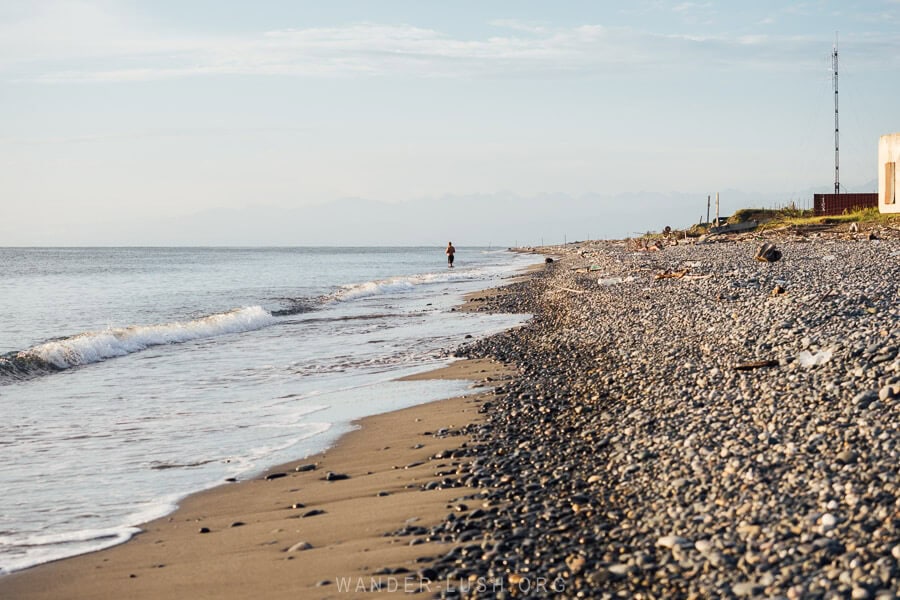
[[833, 34, 839, 195]]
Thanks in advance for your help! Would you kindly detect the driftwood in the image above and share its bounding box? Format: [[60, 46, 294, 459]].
[[755, 243, 782, 262], [655, 269, 689, 280], [734, 359, 779, 371]]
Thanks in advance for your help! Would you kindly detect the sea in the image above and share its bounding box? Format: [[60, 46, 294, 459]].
[[0, 247, 538, 575]]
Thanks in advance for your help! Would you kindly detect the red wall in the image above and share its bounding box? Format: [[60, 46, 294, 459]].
[[813, 193, 878, 216]]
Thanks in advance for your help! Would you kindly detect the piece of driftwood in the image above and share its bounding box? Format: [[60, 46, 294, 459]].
[[734, 359, 779, 370], [755, 243, 782, 262], [655, 269, 689, 280]]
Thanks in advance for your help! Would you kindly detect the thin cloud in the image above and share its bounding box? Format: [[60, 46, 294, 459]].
[[3, 3, 900, 83]]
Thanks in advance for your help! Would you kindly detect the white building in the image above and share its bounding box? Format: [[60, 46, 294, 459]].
[[880, 133, 900, 213]]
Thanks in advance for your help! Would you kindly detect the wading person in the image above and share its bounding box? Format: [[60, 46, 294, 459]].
[[446, 242, 455, 268]]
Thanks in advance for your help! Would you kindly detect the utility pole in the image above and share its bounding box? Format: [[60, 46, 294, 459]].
[[715, 192, 720, 226], [833, 32, 840, 195], [706, 195, 711, 224]]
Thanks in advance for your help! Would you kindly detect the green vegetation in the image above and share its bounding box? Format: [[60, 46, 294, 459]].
[[684, 206, 895, 237], [642, 205, 898, 240], [752, 206, 897, 230]]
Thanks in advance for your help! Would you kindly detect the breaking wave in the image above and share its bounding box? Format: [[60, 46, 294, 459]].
[[0, 267, 491, 384], [331, 270, 479, 302], [0, 306, 277, 382]]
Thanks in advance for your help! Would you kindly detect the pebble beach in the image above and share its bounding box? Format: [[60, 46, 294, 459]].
[[420, 224, 900, 598], [4, 224, 900, 599]]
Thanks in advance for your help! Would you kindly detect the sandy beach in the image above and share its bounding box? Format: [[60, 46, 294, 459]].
[[0, 356, 512, 600]]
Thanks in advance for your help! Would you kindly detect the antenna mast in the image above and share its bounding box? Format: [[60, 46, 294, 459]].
[[833, 33, 839, 194]]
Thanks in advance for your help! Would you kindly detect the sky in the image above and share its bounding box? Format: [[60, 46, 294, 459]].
[[2, 0, 900, 245]]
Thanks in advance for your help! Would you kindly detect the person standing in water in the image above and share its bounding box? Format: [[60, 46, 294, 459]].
[[446, 242, 456, 268]]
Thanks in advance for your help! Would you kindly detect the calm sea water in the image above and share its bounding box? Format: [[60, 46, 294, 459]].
[[0, 247, 537, 574]]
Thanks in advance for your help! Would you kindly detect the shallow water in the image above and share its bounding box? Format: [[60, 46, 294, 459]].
[[0, 247, 537, 573]]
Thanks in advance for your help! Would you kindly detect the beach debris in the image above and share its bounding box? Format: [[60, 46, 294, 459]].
[[598, 276, 637, 286], [771, 284, 787, 296], [553, 285, 587, 293], [734, 359, 779, 371], [322, 471, 350, 481], [797, 348, 834, 368], [631, 238, 664, 252], [264, 472, 287, 481], [294, 463, 316, 472], [286, 541, 313, 552], [849, 222, 859, 233], [655, 269, 689, 280], [755, 243, 782, 262]]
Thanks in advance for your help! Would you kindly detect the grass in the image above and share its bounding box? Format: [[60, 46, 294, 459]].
[[658, 205, 899, 239], [753, 206, 898, 230]]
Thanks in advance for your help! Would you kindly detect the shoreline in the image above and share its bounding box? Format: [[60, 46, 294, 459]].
[[0, 356, 515, 599], [17, 228, 900, 597], [0, 268, 534, 599]]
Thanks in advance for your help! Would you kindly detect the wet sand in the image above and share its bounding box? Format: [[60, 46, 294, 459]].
[[0, 357, 512, 599]]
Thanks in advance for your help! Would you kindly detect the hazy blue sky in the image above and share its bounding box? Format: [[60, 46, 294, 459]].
[[2, 1, 900, 245]]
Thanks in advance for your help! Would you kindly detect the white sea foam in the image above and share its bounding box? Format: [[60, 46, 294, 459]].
[[333, 270, 480, 302], [0, 525, 141, 575], [18, 306, 277, 369]]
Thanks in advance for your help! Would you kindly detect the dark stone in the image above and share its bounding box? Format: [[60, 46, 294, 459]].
[[323, 471, 350, 481], [198, 527, 210, 534], [264, 472, 287, 481], [294, 463, 316, 472]]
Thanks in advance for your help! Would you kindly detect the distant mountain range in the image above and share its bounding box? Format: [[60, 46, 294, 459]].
[[34, 183, 881, 246]]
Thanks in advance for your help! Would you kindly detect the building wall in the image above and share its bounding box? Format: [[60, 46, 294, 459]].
[[813, 193, 878, 216], [879, 133, 900, 214]]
